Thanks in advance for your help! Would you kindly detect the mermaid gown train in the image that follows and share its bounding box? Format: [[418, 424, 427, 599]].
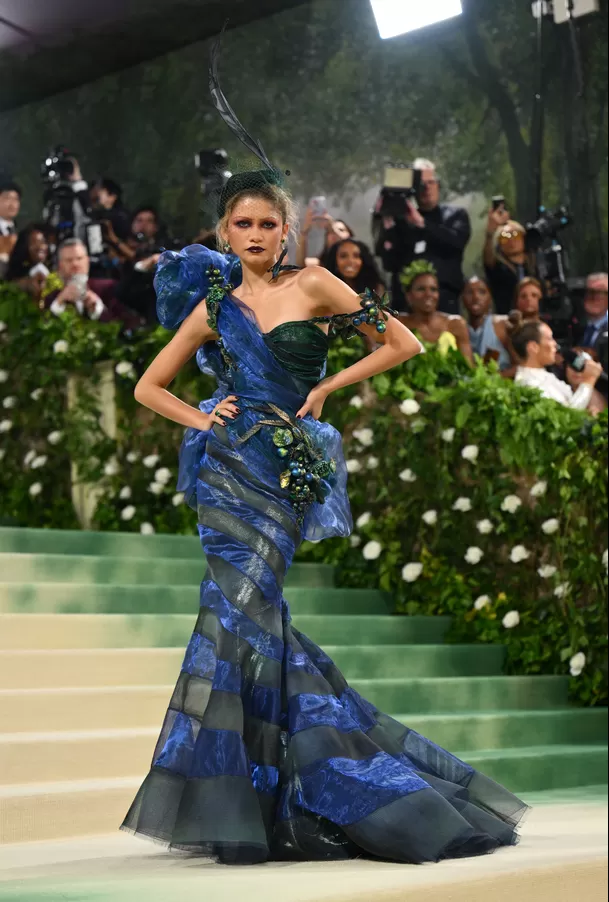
[[121, 246, 528, 863]]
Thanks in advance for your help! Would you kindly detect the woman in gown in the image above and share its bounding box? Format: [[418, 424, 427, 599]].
[[120, 46, 528, 866]]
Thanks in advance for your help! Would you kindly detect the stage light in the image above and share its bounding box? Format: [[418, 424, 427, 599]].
[[369, 0, 463, 40]]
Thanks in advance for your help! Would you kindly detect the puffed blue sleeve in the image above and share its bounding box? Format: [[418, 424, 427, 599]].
[[154, 244, 241, 329]]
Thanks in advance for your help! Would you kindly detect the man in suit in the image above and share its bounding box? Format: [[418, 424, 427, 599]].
[[44, 238, 141, 331], [0, 179, 21, 278], [579, 273, 608, 365]]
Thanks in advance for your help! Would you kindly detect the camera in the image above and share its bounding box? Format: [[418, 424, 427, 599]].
[[41, 147, 74, 184], [41, 146, 79, 244], [378, 163, 422, 218], [525, 205, 571, 252]]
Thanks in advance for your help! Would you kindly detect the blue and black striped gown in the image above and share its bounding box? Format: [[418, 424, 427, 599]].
[[121, 247, 527, 864]]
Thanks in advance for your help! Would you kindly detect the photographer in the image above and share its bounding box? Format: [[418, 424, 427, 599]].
[[0, 179, 22, 279], [509, 313, 602, 412], [374, 159, 471, 315], [296, 201, 354, 268], [44, 238, 141, 330], [483, 210, 539, 315], [114, 207, 166, 325], [91, 177, 132, 243]]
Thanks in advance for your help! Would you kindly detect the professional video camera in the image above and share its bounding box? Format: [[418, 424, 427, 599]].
[[41, 147, 79, 243], [524, 204, 577, 342], [377, 163, 422, 219]]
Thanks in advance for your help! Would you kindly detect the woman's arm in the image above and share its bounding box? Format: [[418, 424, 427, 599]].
[[296, 268, 423, 418], [493, 317, 519, 379], [448, 316, 474, 365], [133, 300, 238, 428]]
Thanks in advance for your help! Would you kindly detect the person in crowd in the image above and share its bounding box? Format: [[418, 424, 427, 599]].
[[323, 238, 385, 297], [0, 179, 22, 278], [398, 260, 473, 363], [296, 203, 354, 268], [576, 272, 608, 364], [374, 158, 471, 315], [4, 224, 52, 303], [483, 211, 539, 315], [461, 276, 511, 371], [43, 238, 141, 329], [91, 177, 132, 242], [509, 312, 602, 411]]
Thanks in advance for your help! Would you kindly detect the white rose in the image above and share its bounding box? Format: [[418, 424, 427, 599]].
[[172, 492, 185, 507], [30, 388, 43, 401], [541, 518, 560, 535], [356, 511, 372, 528], [441, 428, 456, 442], [366, 456, 379, 470], [461, 445, 479, 462], [115, 361, 136, 377], [476, 519, 494, 535], [501, 495, 522, 514], [349, 534, 362, 548], [31, 455, 47, 469], [154, 467, 172, 485], [530, 480, 548, 498], [0, 369, 7, 383], [0, 321, 6, 333], [28, 482, 42, 497], [402, 562, 423, 583], [119, 486, 132, 500], [349, 395, 363, 409], [569, 651, 586, 677], [603, 550, 608, 572], [103, 459, 120, 477], [399, 399, 421, 416], [554, 583, 571, 599], [47, 430, 63, 445], [346, 459, 362, 474], [422, 509, 438, 526], [140, 522, 155, 535], [538, 564, 557, 579], [2, 396, 16, 409], [474, 595, 491, 611], [465, 546, 484, 565], [0, 419, 12, 433], [143, 454, 160, 468], [352, 427, 374, 447], [126, 451, 140, 463], [120, 505, 136, 521], [148, 482, 164, 495], [399, 468, 417, 483], [502, 610, 520, 629], [363, 540, 383, 561], [510, 545, 530, 563], [23, 450, 37, 467], [452, 497, 472, 513], [53, 339, 69, 354]]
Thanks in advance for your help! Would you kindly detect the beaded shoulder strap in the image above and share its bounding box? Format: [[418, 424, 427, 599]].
[[310, 288, 398, 339], [204, 264, 236, 371]]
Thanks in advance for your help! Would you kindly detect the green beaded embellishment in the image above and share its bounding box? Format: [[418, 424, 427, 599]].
[[310, 288, 397, 339], [205, 265, 235, 371]]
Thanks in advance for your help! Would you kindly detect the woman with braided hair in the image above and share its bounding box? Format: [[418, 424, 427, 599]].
[[398, 260, 474, 364], [119, 38, 527, 865]]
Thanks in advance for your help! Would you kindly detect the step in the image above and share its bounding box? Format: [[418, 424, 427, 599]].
[[400, 709, 608, 751], [0, 644, 507, 691], [3, 711, 606, 786], [0, 776, 141, 844], [348, 675, 570, 713], [0, 553, 335, 589], [462, 744, 609, 794], [0, 527, 201, 558], [0, 728, 157, 785], [0, 584, 387, 616], [0, 614, 452, 649], [0, 676, 571, 733]]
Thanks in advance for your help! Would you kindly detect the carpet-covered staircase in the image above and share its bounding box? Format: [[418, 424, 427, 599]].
[[0, 527, 606, 844]]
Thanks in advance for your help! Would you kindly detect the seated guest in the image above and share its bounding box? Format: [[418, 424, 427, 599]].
[[398, 260, 473, 363], [323, 238, 385, 296], [5, 224, 52, 303], [44, 238, 141, 330], [0, 179, 21, 278], [577, 272, 608, 366], [483, 215, 539, 315], [462, 276, 511, 371], [509, 312, 602, 411]]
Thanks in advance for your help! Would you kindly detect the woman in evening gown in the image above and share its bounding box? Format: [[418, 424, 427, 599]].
[[120, 45, 528, 865]]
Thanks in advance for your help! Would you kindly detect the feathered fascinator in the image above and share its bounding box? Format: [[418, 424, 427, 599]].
[[209, 32, 288, 219]]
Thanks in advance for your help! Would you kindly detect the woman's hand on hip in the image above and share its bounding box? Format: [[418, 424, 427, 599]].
[[199, 395, 240, 429], [296, 383, 329, 421]]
